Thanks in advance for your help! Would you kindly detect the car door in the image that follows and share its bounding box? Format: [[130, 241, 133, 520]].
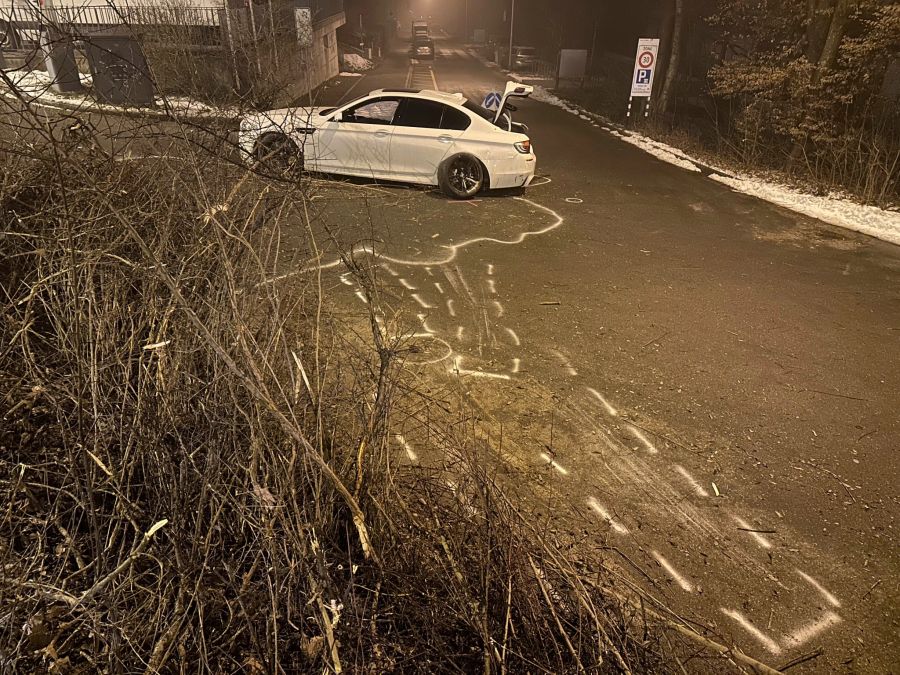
[[315, 96, 400, 178], [389, 98, 471, 183]]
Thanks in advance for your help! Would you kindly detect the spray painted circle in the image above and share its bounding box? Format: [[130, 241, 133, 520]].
[[565, 197, 584, 204]]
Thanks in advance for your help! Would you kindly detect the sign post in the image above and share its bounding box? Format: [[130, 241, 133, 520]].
[[627, 37, 660, 120]]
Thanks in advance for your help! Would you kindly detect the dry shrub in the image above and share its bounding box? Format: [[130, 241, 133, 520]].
[[0, 103, 676, 673]]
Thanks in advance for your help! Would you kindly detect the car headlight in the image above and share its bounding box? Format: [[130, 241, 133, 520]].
[[514, 140, 531, 154]]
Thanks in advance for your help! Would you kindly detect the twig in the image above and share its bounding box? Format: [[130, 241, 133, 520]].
[[640, 331, 670, 350], [777, 647, 823, 671], [736, 527, 776, 534], [861, 579, 881, 600], [802, 388, 869, 402]]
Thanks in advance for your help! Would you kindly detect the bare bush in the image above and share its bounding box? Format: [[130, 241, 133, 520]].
[[0, 77, 768, 673]]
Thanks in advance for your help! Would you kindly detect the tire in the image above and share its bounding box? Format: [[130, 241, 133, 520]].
[[438, 153, 485, 199], [254, 133, 303, 177]]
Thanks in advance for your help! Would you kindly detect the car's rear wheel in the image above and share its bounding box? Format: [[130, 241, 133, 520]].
[[439, 153, 485, 199], [254, 133, 303, 177]]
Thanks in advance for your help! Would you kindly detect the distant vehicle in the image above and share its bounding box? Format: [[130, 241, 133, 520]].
[[412, 20, 429, 38], [410, 36, 434, 60], [512, 45, 537, 71], [240, 82, 537, 199]]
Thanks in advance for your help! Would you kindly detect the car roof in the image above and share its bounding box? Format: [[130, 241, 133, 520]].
[[368, 89, 466, 105]]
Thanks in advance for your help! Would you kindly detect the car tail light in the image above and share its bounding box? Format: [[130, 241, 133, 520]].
[[514, 140, 531, 154]]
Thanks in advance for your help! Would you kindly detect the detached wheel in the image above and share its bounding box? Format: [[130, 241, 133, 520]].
[[439, 153, 484, 199], [254, 133, 303, 177]]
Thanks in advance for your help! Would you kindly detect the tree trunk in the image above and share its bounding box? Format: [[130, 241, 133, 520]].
[[788, 0, 852, 169], [658, 0, 683, 115]]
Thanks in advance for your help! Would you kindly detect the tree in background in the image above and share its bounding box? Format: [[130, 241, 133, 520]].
[[707, 0, 900, 202]]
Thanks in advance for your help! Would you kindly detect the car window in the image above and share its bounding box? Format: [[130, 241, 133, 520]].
[[345, 98, 400, 124], [395, 99, 444, 128], [441, 106, 471, 131]]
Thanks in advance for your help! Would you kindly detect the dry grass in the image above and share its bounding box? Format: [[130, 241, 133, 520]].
[[0, 87, 695, 674]]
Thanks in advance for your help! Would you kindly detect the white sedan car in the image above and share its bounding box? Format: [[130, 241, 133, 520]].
[[239, 82, 536, 199]]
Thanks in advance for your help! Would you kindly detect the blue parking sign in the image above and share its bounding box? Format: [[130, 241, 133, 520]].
[[636, 69, 652, 85]]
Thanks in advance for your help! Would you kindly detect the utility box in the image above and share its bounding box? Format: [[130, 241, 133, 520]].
[[40, 28, 83, 94], [81, 28, 155, 106]]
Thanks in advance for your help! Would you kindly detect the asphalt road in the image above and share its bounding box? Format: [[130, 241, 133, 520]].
[[291, 39, 900, 672]]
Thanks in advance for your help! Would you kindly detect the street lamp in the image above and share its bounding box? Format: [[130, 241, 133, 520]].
[[507, 0, 516, 69]]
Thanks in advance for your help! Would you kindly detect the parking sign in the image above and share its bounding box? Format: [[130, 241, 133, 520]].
[[630, 38, 660, 97]]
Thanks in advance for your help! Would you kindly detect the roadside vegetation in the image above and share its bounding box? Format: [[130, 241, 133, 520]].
[[0, 82, 705, 672], [533, 0, 900, 207]]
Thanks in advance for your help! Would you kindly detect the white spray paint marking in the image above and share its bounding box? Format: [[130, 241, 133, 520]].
[[493, 300, 504, 317], [487, 264, 494, 275], [627, 425, 658, 454], [550, 349, 578, 376], [539, 452, 569, 476], [456, 326, 465, 341], [720, 609, 782, 654], [652, 551, 693, 592], [504, 327, 521, 346], [487, 279, 497, 294], [339, 273, 354, 286], [674, 464, 709, 497], [381, 262, 399, 276], [446, 299, 456, 316], [586, 387, 618, 416], [511, 358, 521, 373], [399, 278, 416, 290], [586, 497, 629, 534], [354, 290, 368, 304], [266, 197, 564, 285], [434, 282, 444, 294], [784, 611, 841, 648], [733, 515, 773, 549], [450, 355, 511, 380], [411, 293, 434, 309], [796, 570, 841, 607], [395, 434, 418, 461]]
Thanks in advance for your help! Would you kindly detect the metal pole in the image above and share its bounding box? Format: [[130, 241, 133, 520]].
[[507, 0, 515, 69], [626, 96, 632, 119], [464, 0, 468, 42], [644, 96, 651, 118]]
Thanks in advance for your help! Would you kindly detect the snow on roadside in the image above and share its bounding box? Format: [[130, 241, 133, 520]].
[[2, 68, 234, 118], [338, 72, 364, 77], [712, 174, 900, 246], [342, 53, 372, 72], [526, 81, 900, 246]]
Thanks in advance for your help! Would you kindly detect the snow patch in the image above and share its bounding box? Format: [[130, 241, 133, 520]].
[[2, 68, 233, 118], [342, 53, 373, 72], [615, 132, 702, 173], [338, 71, 364, 77], [712, 174, 900, 246], [527, 82, 900, 246]]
